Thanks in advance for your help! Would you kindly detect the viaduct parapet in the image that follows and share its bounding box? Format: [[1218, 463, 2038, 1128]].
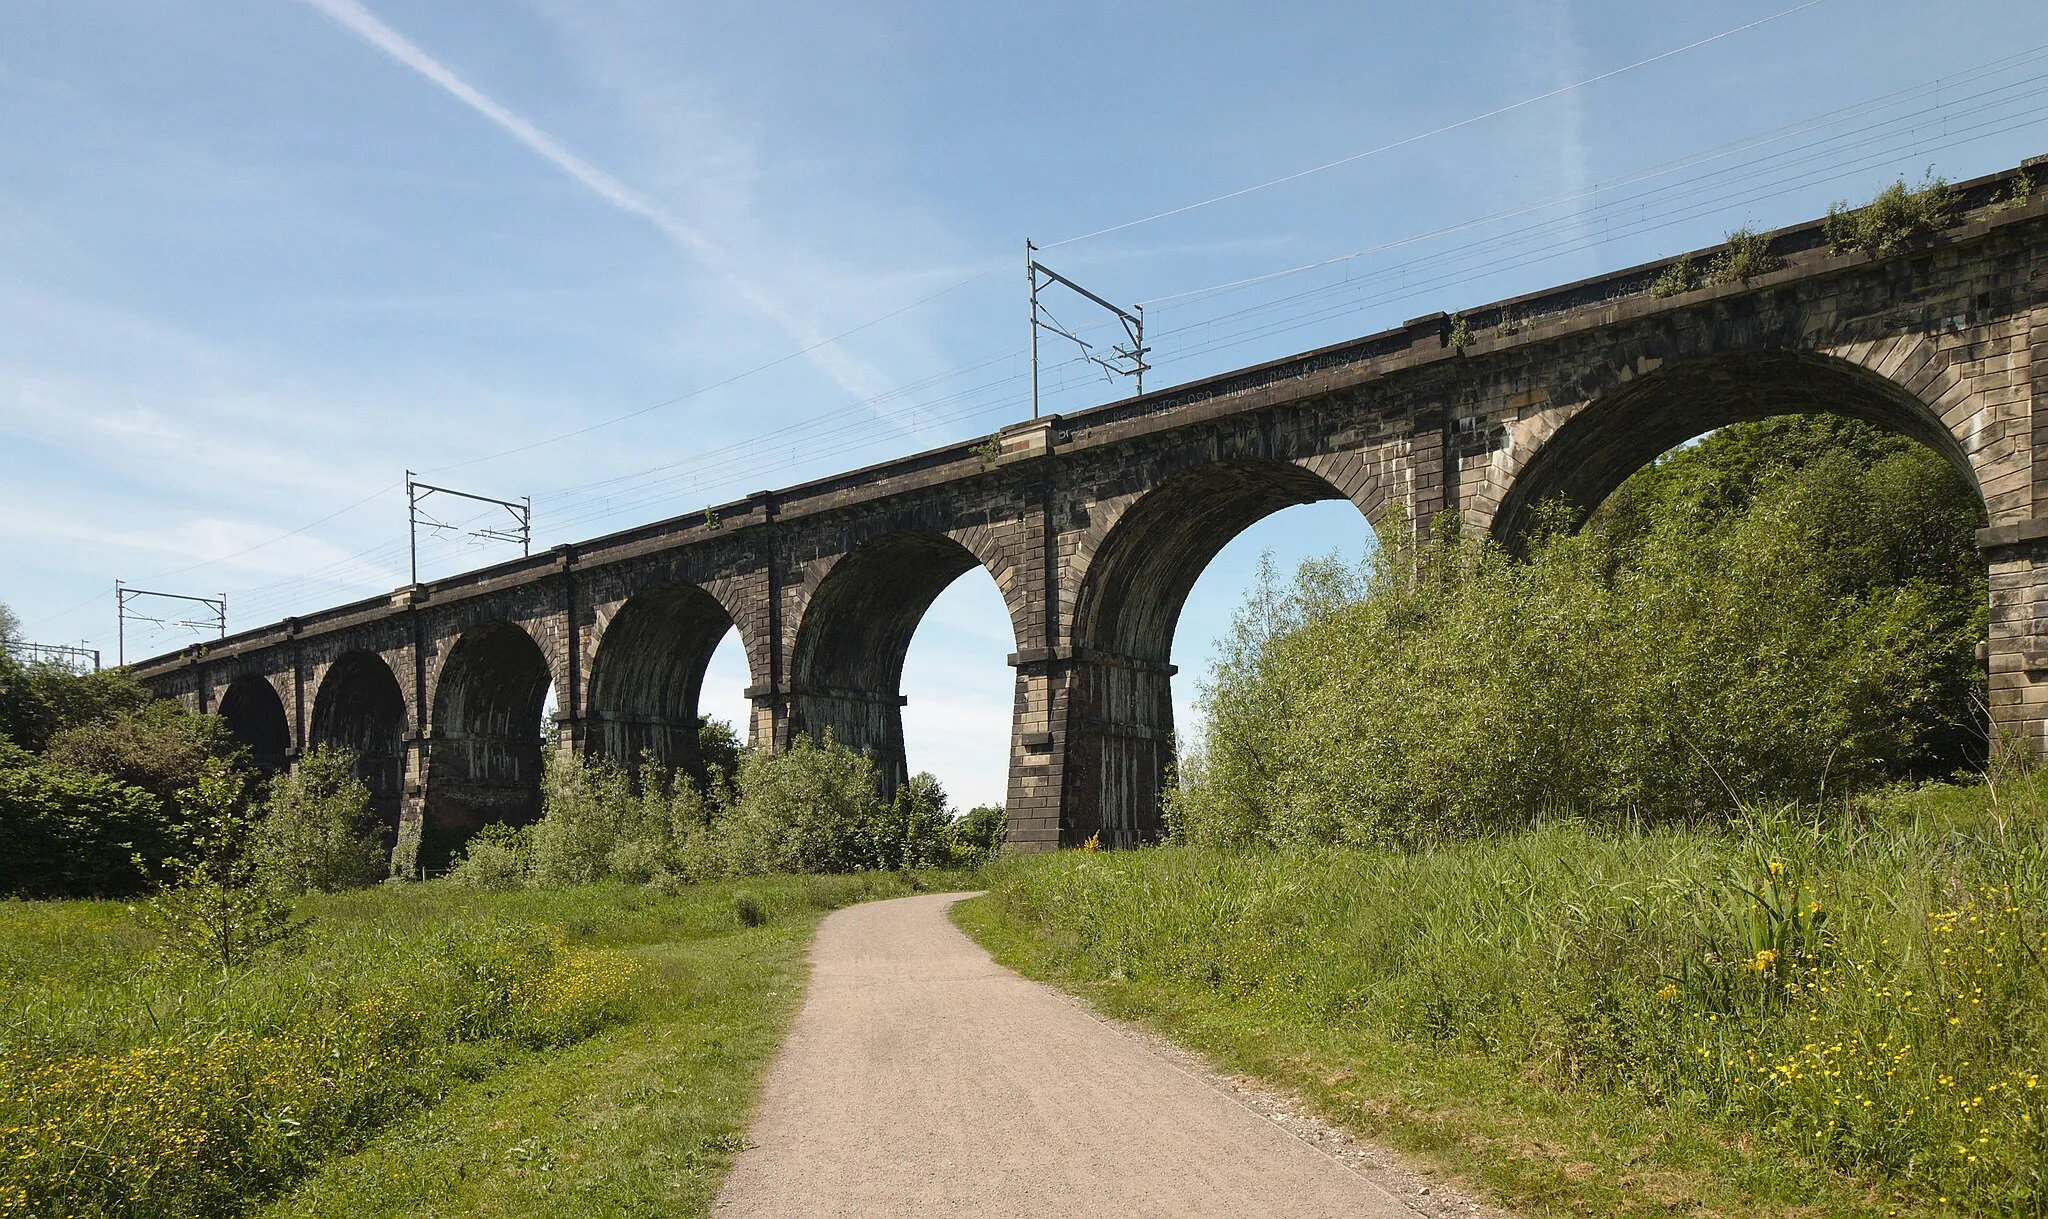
[[136, 161, 2048, 868]]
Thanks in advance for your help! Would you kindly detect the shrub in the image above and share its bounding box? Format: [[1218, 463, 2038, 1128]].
[[950, 803, 1009, 864], [856, 772, 954, 871], [1172, 416, 1985, 847], [1994, 166, 2035, 213], [1825, 172, 1960, 255], [1650, 254, 1700, 297], [253, 745, 386, 893], [527, 754, 655, 886], [1705, 226, 1779, 284], [43, 699, 242, 811], [0, 746, 173, 898], [446, 822, 531, 891], [140, 760, 306, 970], [697, 715, 744, 787], [472, 734, 990, 888], [718, 733, 884, 875]]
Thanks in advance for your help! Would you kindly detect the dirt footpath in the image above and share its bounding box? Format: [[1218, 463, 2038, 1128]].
[[714, 891, 1456, 1218]]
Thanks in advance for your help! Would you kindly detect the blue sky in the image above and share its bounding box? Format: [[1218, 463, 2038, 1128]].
[[5, 0, 2047, 808]]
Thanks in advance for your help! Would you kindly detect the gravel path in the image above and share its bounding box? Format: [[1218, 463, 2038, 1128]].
[[713, 891, 1451, 1218]]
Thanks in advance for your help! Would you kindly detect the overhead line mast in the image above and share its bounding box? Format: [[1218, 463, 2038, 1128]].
[[115, 583, 226, 666], [406, 472, 532, 585], [1028, 239, 1150, 419]]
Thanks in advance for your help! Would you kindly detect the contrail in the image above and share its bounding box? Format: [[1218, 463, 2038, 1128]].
[[299, 0, 896, 404]]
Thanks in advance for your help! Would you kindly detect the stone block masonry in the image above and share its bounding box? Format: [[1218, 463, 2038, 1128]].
[[138, 160, 2048, 864]]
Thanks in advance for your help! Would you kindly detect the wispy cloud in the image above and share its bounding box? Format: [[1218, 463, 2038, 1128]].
[[298, 0, 896, 403]]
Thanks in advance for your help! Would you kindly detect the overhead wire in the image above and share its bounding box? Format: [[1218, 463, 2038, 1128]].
[[205, 69, 2048, 627], [60, 0, 1837, 631], [69, 5, 2048, 642], [1040, 0, 1835, 248]]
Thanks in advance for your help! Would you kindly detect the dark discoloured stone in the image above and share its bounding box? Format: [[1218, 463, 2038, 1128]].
[[135, 164, 2048, 859]]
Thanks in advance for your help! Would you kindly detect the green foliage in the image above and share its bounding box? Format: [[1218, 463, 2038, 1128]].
[[855, 772, 954, 871], [952, 803, 1009, 863], [1705, 225, 1780, 284], [1995, 167, 2036, 212], [445, 821, 532, 891], [451, 735, 1005, 889], [140, 760, 307, 970], [1445, 313, 1472, 351], [1826, 172, 1960, 255], [0, 891, 652, 1219], [970, 790, 2048, 1216], [522, 752, 704, 887], [971, 434, 1004, 467], [697, 714, 744, 787], [253, 745, 387, 894], [1173, 416, 1986, 848], [718, 733, 884, 875], [43, 698, 243, 810], [0, 646, 153, 755], [1650, 254, 1701, 297], [0, 749, 173, 898]]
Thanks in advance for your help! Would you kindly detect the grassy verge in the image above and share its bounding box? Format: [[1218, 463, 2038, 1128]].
[[2, 870, 964, 1218], [954, 788, 2047, 1218]]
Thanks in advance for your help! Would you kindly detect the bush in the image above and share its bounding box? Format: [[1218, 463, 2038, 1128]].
[[0, 745, 174, 898], [1705, 226, 1779, 284], [950, 803, 1009, 864], [451, 734, 998, 888], [1172, 417, 1985, 847], [43, 699, 243, 811], [1826, 171, 1959, 255], [697, 715, 744, 787], [718, 733, 884, 875], [857, 772, 954, 871], [1650, 254, 1699, 297], [445, 823, 531, 891], [140, 760, 306, 970], [254, 745, 387, 893]]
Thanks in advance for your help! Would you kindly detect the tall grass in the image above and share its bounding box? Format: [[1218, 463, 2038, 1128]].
[[971, 785, 2048, 1215], [0, 874, 933, 1219]]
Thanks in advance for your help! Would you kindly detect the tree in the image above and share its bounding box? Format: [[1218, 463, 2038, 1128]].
[[719, 733, 882, 875], [141, 759, 306, 970], [1172, 415, 1988, 847], [43, 699, 241, 809], [949, 804, 1008, 863], [697, 715, 744, 788], [0, 602, 154, 753], [858, 772, 952, 871], [0, 740, 173, 898], [253, 745, 387, 893]]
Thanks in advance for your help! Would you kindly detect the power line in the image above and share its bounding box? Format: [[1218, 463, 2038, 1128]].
[[52, 24, 2043, 640], [1042, 0, 1835, 249], [176, 81, 2048, 629]]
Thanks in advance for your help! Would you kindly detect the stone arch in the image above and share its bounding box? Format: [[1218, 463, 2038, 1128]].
[[217, 675, 290, 775], [427, 620, 554, 862], [309, 650, 408, 836], [586, 583, 740, 782], [1487, 345, 1989, 550], [788, 530, 1023, 795], [1064, 457, 1365, 846]]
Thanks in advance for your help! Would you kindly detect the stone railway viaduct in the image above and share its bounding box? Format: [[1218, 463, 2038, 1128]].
[[136, 160, 2048, 868]]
